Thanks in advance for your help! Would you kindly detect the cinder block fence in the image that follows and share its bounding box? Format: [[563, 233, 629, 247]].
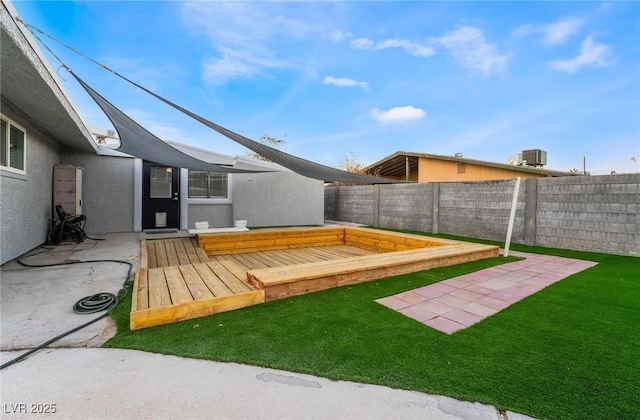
[[325, 174, 640, 257]]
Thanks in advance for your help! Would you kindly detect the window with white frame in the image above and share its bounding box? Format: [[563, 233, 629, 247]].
[[188, 171, 228, 198], [1, 115, 26, 173]]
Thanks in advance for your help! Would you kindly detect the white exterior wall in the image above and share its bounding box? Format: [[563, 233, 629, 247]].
[[232, 172, 324, 227], [182, 171, 324, 230], [61, 151, 136, 234]]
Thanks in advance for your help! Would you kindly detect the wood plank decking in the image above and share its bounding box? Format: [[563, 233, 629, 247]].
[[131, 227, 499, 330], [146, 237, 210, 268], [131, 236, 381, 330]]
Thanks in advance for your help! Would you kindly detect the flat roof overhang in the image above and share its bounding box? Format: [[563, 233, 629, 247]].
[[1, 14, 97, 152]]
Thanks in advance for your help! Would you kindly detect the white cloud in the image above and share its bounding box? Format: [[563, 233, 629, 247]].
[[375, 39, 435, 57], [351, 37, 435, 57], [202, 47, 288, 83], [181, 2, 330, 84], [513, 16, 586, 45], [203, 55, 253, 81], [323, 76, 369, 90], [370, 106, 426, 124], [331, 29, 352, 43], [543, 16, 587, 45], [549, 35, 612, 73], [434, 26, 508, 77], [351, 37, 375, 50]]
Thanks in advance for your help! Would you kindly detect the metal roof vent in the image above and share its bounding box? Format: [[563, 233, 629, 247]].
[[454, 152, 463, 158]]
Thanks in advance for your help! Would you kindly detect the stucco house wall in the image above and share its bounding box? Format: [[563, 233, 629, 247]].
[[182, 169, 324, 230], [0, 104, 62, 263], [61, 150, 137, 234], [232, 172, 324, 227], [1, 0, 98, 264], [187, 204, 234, 229]]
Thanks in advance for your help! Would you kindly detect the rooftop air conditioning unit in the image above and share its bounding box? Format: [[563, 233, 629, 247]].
[[521, 149, 547, 167]]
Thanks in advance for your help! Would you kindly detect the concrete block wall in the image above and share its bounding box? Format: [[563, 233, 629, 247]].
[[378, 183, 434, 232], [534, 174, 639, 255], [325, 174, 640, 256], [334, 185, 376, 225], [438, 180, 525, 242]]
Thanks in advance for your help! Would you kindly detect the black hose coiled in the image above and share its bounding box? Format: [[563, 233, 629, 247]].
[[73, 292, 119, 314]]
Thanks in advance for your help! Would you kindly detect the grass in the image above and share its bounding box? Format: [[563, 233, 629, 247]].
[[105, 232, 640, 419]]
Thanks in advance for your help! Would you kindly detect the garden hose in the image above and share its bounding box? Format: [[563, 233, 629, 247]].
[[0, 248, 133, 370], [73, 292, 119, 314]]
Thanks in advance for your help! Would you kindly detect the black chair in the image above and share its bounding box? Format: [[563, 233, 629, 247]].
[[46, 205, 88, 244]]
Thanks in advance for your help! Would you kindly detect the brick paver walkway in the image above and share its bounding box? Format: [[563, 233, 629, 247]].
[[376, 251, 597, 334]]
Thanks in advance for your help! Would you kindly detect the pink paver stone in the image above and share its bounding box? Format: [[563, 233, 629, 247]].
[[450, 288, 483, 302], [399, 305, 438, 323], [462, 302, 499, 317], [489, 291, 522, 304], [443, 309, 484, 327], [395, 291, 428, 305], [535, 272, 567, 281], [443, 278, 472, 288], [437, 294, 471, 308], [376, 296, 411, 311], [419, 300, 455, 315], [500, 286, 534, 299], [464, 284, 496, 296], [478, 279, 514, 291], [461, 271, 495, 281], [424, 316, 465, 334], [377, 250, 598, 334], [413, 287, 444, 299], [475, 295, 512, 310], [429, 282, 458, 294]]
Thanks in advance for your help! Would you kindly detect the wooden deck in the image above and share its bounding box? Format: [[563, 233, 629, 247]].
[[131, 236, 381, 330], [131, 227, 499, 330], [146, 237, 210, 268]]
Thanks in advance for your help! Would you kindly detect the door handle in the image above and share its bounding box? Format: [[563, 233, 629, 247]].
[[173, 192, 179, 201]]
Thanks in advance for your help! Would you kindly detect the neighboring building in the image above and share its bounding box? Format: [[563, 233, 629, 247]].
[[364, 151, 576, 183], [0, 0, 322, 265]]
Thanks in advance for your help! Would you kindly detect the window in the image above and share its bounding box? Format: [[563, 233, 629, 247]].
[[188, 171, 228, 198], [457, 163, 466, 174], [1, 116, 26, 173], [149, 166, 173, 198]]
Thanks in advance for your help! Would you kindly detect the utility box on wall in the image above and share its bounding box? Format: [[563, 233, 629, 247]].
[[53, 164, 83, 216]]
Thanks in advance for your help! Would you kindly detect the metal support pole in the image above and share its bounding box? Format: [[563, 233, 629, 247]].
[[504, 177, 521, 257], [405, 156, 410, 182]]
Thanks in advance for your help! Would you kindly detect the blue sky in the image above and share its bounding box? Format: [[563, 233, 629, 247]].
[[14, 1, 640, 174]]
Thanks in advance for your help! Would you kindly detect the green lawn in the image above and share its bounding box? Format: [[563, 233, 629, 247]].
[[105, 232, 640, 419]]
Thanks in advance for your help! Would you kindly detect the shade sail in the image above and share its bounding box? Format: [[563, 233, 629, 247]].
[[85, 73, 399, 184], [73, 73, 263, 174]]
